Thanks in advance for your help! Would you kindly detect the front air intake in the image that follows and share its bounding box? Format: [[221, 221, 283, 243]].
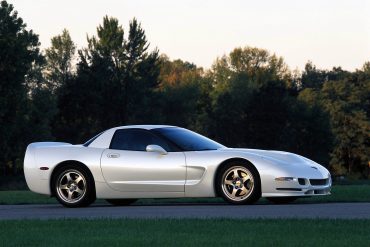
[[309, 178, 329, 186], [298, 178, 306, 185]]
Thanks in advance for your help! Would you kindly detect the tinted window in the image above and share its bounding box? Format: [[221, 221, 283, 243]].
[[110, 129, 172, 151], [152, 127, 225, 151]]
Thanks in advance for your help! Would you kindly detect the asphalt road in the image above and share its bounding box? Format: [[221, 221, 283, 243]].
[[0, 202, 369, 220]]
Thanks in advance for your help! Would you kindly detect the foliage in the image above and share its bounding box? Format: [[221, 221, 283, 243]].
[[52, 16, 160, 143], [206, 47, 332, 164], [0, 0, 46, 174], [299, 64, 369, 176], [320, 72, 369, 175], [0, 0, 368, 179], [44, 29, 76, 92], [155, 56, 208, 130]]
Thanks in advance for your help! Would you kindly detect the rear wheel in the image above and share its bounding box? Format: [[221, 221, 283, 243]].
[[217, 161, 261, 205], [106, 199, 137, 206], [266, 197, 298, 204], [52, 165, 95, 207]]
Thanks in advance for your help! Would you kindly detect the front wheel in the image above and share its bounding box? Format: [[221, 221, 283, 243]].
[[52, 165, 96, 207], [217, 162, 261, 205]]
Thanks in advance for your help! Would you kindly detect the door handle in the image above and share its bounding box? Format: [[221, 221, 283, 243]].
[[107, 153, 120, 158]]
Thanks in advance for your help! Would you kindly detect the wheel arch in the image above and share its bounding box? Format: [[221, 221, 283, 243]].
[[213, 157, 261, 197], [50, 160, 96, 197]]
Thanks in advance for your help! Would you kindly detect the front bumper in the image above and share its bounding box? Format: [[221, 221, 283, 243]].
[[262, 176, 332, 197]]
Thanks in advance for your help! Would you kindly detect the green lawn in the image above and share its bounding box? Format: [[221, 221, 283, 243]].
[[0, 185, 369, 205], [0, 218, 369, 246]]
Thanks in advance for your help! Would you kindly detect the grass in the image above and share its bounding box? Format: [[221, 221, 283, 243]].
[[295, 184, 370, 203], [0, 186, 368, 246], [0, 218, 369, 246], [0, 190, 57, 204], [0, 184, 369, 205]]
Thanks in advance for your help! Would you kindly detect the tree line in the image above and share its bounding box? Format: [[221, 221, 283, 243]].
[[0, 1, 369, 179]]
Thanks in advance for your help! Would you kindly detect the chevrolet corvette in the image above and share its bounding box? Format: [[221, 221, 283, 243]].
[[24, 125, 331, 207]]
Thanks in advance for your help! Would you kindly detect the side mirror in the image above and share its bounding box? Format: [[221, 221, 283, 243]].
[[146, 144, 168, 155]]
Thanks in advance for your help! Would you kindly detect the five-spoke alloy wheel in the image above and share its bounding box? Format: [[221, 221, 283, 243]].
[[52, 165, 95, 207], [56, 169, 86, 203], [217, 161, 261, 204]]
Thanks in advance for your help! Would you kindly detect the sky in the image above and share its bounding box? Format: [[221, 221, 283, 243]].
[[8, 0, 370, 71]]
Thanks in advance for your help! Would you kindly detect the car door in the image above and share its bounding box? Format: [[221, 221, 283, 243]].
[[100, 128, 186, 192]]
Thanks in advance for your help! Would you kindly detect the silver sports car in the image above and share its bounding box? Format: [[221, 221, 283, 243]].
[[24, 125, 331, 207]]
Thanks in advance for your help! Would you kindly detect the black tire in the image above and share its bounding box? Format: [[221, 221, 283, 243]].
[[216, 161, 261, 205], [266, 197, 298, 204], [52, 164, 96, 208], [106, 199, 137, 206]]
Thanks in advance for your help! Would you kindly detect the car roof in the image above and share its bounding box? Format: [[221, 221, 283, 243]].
[[87, 125, 181, 148], [114, 125, 178, 130]]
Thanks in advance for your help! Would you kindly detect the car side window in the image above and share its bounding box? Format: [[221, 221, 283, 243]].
[[110, 129, 172, 151]]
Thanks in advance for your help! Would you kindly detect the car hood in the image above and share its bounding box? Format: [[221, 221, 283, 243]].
[[222, 148, 322, 168]]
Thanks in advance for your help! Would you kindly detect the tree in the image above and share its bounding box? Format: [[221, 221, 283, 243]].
[[300, 61, 369, 177], [320, 72, 369, 177], [155, 56, 208, 130], [44, 29, 76, 92], [301, 61, 328, 89], [206, 47, 332, 166], [301, 61, 350, 90], [54, 16, 160, 143], [291, 90, 332, 164], [210, 47, 290, 95], [207, 47, 291, 147], [0, 0, 44, 175]]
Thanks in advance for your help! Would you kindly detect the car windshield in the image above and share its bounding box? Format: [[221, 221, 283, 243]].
[[153, 127, 225, 151]]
